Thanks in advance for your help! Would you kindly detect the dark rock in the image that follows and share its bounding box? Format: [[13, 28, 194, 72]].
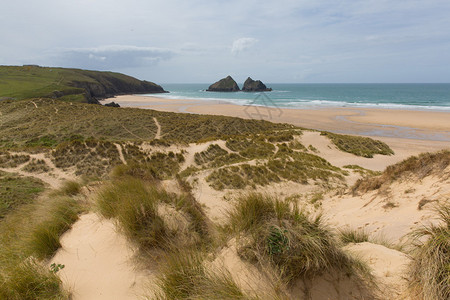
[[206, 76, 240, 92], [242, 77, 272, 92], [104, 102, 120, 107], [68, 70, 168, 104]]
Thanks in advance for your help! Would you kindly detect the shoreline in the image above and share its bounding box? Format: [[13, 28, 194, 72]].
[[101, 95, 450, 155]]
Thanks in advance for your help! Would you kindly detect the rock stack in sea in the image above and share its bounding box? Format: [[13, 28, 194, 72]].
[[242, 77, 272, 92], [207, 76, 272, 92], [206, 76, 240, 92]]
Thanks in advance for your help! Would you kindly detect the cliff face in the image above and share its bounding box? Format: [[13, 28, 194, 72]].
[[206, 76, 240, 92], [68, 70, 167, 103], [242, 77, 272, 92]]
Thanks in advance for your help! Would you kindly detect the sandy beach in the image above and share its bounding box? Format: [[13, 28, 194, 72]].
[[102, 95, 450, 150]]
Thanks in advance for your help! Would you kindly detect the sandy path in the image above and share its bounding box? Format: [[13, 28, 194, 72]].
[[114, 143, 127, 165], [153, 117, 161, 139], [50, 213, 151, 300]]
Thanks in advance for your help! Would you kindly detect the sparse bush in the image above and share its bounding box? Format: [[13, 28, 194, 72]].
[[339, 228, 370, 244], [21, 159, 51, 173], [0, 153, 30, 168], [60, 180, 81, 196]]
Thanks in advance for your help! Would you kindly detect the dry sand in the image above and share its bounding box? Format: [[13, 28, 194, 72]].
[[50, 213, 151, 300]]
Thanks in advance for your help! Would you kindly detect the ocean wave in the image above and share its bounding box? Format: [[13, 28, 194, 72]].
[[141, 93, 450, 112]]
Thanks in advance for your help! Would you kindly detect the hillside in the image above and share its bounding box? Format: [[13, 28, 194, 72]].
[[0, 65, 166, 103], [0, 72, 448, 299]]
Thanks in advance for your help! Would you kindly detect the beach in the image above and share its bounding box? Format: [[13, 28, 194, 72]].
[[102, 95, 450, 152]]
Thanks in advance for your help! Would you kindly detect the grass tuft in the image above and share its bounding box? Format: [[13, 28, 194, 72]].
[[155, 249, 255, 300], [408, 202, 450, 300], [339, 228, 370, 244], [26, 196, 81, 259], [353, 150, 450, 194], [0, 258, 68, 300], [228, 193, 372, 283], [97, 178, 169, 249], [59, 180, 82, 196]]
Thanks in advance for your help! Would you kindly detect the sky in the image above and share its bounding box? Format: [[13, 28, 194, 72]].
[[2, 0, 450, 83]]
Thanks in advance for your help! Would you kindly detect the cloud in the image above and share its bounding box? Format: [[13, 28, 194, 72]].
[[54, 45, 175, 70], [231, 38, 258, 55]]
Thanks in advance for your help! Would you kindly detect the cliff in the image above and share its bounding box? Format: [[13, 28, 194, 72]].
[[0, 65, 167, 104], [206, 76, 240, 92]]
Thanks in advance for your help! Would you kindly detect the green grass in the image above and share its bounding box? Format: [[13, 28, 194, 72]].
[[0, 65, 164, 103], [0, 258, 68, 300], [352, 150, 450, 194], [206, 147, 344, 190], [59, 180, 82, 196], [321, 132, 394, 158], [155, 249, 256, 300], [111, 151, 184, 180], [97, 178, 170, 249], [0, 190, 81, 299], [228, 193, 372, 284], [26, 196, 81, 259], [194, 144, 228, 165], [339, 228, 370, 244], [408, 202, 450, 300], [97, 177, 210, 251], [0, 171, 45, 219]]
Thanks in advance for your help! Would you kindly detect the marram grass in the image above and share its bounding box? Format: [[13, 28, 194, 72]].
[[408, 203, 450, 300]]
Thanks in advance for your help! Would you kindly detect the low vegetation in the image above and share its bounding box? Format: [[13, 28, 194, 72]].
[[321, 132, 394, 158], [0, 171, 45, 218], [206, 148, 344, 190], [21, 158, 51, 173], [97, 175, 210, 252], [339, 228, 370, 244], [155, 249, 255, 300], [0, 152, 30, 168], [353, 150, 450, 194], [0, 184, 82, 299], [227, 194, 372, 285], [408, 202, 450, 300]]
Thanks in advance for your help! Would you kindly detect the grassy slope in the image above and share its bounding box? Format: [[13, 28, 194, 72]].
[[0, 98, 294, 148], [0, 65, 164, 103], [0, 171, 45, 218]]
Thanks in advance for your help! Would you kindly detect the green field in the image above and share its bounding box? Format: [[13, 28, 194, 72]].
[[0, 65, 164, 103]]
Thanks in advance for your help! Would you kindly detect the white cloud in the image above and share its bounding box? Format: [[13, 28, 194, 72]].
[[54, 45, 175, 69], [231, 38, 258, 55]]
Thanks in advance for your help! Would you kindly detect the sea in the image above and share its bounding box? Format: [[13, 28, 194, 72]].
[[149, 83, 450, 111]]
